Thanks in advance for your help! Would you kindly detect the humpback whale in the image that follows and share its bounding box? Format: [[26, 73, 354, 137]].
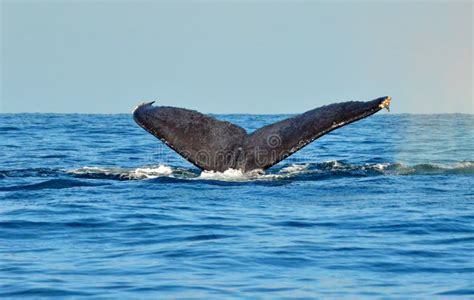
[[133, 96, 391, 172]]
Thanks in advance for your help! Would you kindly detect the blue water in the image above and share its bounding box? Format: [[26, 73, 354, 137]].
[[1, 113, 473, 298]]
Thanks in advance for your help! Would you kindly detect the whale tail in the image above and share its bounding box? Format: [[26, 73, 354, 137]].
[[133, 96, 391, 172]]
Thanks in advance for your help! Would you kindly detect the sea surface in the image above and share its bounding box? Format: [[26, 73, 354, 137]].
[[1, 113, 473, 298]]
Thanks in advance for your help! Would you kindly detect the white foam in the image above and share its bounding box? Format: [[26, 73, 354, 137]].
[[368, 163, 391, 171], [67, 160, 474, 181], [280, 164, 309, 174], [133, 166, 173, 178], [198, 164, 314, 181], [199, 168, 270, 181], [326, 160, 343, 168], [69, 164, 173, 180], [449, 161, 473, 169]]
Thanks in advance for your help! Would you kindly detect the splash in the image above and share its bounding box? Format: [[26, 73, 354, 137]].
[[69, 165, 174, 180], [64, 160, 474, 181], [0, 161, 472, 192], [198, 168, 279, 181], [77, 160, 473, 182], [2, 160, 467, 185]]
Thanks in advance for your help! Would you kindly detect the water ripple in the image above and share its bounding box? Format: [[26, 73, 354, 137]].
[[0, 114, 473, 297]]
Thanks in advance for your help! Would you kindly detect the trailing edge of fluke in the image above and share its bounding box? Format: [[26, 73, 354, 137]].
[[133, 96, 391, 172]]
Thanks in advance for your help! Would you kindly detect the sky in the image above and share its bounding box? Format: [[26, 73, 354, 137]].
[[1, 0, 472, 114]]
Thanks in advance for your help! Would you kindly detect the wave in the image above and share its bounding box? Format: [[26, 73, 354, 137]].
[[0, 179, 108, 192], [1, 161, 472, 190], [307, 160, 474, 176], [69, 165, 177, 180], [68, 161, 474, 182]]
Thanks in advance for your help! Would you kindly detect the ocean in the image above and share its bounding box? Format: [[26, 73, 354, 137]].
[[1, 113, 473, 298]]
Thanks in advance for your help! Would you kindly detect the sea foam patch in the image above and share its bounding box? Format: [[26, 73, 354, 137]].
[[69, 165, 174, 180], [66, 160, 474, 182]]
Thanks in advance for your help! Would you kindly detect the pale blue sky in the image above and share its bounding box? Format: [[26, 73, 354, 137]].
[[1, 0, 472, 114]]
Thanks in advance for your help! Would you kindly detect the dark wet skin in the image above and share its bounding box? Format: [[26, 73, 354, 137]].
[[133, 96, 391, 172]]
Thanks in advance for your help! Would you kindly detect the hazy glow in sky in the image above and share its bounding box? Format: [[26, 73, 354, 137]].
[[1, 1, 472, 114]]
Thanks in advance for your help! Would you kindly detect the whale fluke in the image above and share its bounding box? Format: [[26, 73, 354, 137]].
[[133, 96, 391, 172]]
